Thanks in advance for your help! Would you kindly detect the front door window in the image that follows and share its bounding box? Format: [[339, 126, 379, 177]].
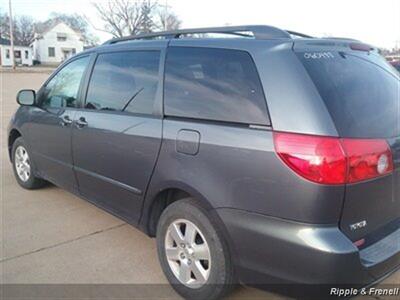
[[39, 56, 89, 109]]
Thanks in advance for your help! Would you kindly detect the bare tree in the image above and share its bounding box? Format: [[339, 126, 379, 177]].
[[0, 13, 35, 46], [0, 12, 11, 39], [93, 0, 131, 37], [15, 16, 35, 46], [157, 10, 181, 31], [93, 0, 181, 38], [93, 0, 145, 37], [140, 1, 158, 33]]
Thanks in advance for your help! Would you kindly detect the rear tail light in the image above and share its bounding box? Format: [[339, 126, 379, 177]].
[[274, 132, 393, 185], [341, 139, 393, 183], [274, 133, 346, 184]]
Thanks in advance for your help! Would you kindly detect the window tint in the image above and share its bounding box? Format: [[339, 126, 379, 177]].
[[297, 52, 400, 138], [164, 47, 269, 125], [85, 51, 160, 114], [40, 56, 89, 109]]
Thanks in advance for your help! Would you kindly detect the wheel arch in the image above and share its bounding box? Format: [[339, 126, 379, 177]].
[[8, 128, 22, 161], [140, 181, 215, 237], [141, 181, 239, 281]]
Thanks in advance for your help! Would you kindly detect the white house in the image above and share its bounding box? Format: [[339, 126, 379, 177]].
[[31, 21, 84, 65], [0, 38, 33, 67]]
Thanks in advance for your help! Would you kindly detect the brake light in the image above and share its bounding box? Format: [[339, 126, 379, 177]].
[[350, 43, 373, 52], [341, 139, 393, 183], [274, 133, 346, 184], [274, 132, 393, 185]]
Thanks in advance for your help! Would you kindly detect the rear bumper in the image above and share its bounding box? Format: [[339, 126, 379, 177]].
[[216, 208, 400, 286]]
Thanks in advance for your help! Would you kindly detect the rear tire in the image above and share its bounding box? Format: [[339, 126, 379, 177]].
[[12, 137, 45, 189], [156, 198, 235, 300]]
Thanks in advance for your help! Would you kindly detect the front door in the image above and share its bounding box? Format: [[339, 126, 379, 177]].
[[62, 50, 71, 60], [14, 50, 21, 65], [28, 55, 91, 192], [72, 49, 163, 223]]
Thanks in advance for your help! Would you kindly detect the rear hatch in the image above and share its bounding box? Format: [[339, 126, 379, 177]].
[[294, 40, 400, 243]]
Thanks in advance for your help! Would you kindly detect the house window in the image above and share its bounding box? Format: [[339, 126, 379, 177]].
[[57, 33, 67, 42], [25, 50, 29, 59], [72, 48, 76, 55], [48, 47, 55, 57], [6, 49, 10, 59]]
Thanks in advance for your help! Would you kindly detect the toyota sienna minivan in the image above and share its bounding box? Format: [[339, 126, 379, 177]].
[[8, 25, 400, 299]]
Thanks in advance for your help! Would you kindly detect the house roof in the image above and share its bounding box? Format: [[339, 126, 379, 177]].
[[34, 20, 83, 39], [0, 37, 29, 47], [0, 38, 11, 45]]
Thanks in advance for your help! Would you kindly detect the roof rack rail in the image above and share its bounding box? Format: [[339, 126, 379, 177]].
[[103, 25, 296, 45]]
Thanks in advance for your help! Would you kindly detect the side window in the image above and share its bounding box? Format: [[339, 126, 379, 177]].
[[164, 47, 270, 125], [85, 51, 160, 115], [40, 56, 89, 109]]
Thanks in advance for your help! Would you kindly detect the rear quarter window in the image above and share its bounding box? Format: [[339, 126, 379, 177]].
[[297, 51, 400, 138], [164, 47, 270, 125]]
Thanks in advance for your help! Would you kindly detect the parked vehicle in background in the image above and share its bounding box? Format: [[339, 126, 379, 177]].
[[8, 25, 400, 299]]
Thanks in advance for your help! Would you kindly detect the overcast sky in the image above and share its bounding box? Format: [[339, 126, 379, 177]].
[[1, 0, 399, 48]]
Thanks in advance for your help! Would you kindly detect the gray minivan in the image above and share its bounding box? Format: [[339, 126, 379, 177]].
[[8, 25, 400, 299]]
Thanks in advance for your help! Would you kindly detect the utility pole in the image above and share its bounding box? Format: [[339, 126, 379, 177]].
[[8, 0, 15, 69], [164, 0, 168, 30]]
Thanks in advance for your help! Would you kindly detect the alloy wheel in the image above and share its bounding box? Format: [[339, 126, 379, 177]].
[[15, 146, 31, 182], [165, 219, 211, 288]]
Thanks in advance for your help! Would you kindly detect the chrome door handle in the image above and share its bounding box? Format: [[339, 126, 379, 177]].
[[60, 115, 72, 126], [76, 117, 88, 128]]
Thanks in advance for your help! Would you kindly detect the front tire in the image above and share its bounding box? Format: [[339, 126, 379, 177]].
[[12, 137, 45, 189], [156, 198, 235, 299]]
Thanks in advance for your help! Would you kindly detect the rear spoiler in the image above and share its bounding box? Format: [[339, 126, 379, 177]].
[[293, 38, 377, 53]]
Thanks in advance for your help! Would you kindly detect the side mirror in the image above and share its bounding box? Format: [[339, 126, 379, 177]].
[[17, 89, 36, 106]]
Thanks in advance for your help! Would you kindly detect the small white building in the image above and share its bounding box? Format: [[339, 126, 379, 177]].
[[0, 38, 33, 66], [31, 21, 84, 65]]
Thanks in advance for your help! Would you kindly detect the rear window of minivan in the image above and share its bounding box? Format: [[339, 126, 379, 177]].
[[297, 51, 400, 138]]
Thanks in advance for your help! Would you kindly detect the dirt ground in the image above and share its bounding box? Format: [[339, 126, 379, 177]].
[[0, 71, 398, 299]]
